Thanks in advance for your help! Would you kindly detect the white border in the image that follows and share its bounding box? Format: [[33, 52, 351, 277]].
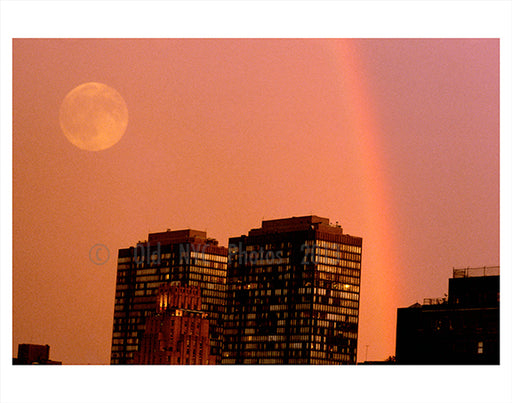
[[2, 1, 511, 403]]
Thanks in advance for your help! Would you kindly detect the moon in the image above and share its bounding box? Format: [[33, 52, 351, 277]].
[[59, 82, 128, 151]]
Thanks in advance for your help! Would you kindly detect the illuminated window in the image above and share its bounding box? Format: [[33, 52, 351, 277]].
[[477, 341, 484, 354]]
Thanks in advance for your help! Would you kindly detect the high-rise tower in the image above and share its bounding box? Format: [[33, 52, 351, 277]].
[[111, 229, 228, 364], [222, 216, 362, 364]]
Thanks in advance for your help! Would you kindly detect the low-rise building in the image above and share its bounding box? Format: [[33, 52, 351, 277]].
[[396, 266, 499, 364]]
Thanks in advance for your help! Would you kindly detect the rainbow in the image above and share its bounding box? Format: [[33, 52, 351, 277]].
[[328, 39, 401, 360]]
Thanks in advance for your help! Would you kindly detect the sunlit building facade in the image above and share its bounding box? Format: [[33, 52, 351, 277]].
[[111, 229, 228, 364], [222, 216, 362, 364], [132, 284, 211, 365]]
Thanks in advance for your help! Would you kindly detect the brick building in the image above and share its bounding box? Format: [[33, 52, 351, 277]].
[[132, 284, 211, 364]]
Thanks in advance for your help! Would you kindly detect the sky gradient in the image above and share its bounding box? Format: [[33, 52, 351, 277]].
[[13, 38, 499, 364]]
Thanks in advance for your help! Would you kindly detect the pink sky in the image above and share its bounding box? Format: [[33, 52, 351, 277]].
[[13, 38, 499, 364]]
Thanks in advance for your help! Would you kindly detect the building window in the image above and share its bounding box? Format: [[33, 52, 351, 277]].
[[477, 341, 484, 354]]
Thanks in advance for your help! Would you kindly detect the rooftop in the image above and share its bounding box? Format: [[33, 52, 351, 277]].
[[452, 266, 499, 279], [249, 215, 345, 236], [147, 229, 219, 246]]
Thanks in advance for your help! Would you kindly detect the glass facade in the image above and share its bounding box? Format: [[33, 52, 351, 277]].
[[222, 216, 362, 364], [111, 230, 228, 364]]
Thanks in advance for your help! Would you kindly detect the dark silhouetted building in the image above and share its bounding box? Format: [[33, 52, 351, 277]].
[[358, 358, 396, 365], [222, 215, 362, 364], [396, 266, 499, 365], [111, 229, 228, 364], [132, 284, 211, 364], [13, 344, 62, 365]]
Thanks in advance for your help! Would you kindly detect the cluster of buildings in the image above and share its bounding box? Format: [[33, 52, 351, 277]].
[[13, 215, 500, 365], [111, 215, 363, 365], [109, 214, 500, 366], [13, 215, 499, 366]]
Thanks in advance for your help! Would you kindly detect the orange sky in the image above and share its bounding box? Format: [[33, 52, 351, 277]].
[[12, 38, 499, 364]]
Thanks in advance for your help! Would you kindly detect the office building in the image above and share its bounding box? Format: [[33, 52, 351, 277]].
[[132, 284, 211, 364], [396, 266, 499, 364], [222, 215, 362, 364], [111, 229, 228, 364]]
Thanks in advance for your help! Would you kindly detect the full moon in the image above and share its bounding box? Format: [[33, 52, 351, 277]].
[[59, 82, 128, 151]]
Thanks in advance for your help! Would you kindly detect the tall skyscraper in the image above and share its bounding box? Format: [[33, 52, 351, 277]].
[[111, 229, 228, 364], [222, 216, 363, 364], [132, 284, 212, 365]]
